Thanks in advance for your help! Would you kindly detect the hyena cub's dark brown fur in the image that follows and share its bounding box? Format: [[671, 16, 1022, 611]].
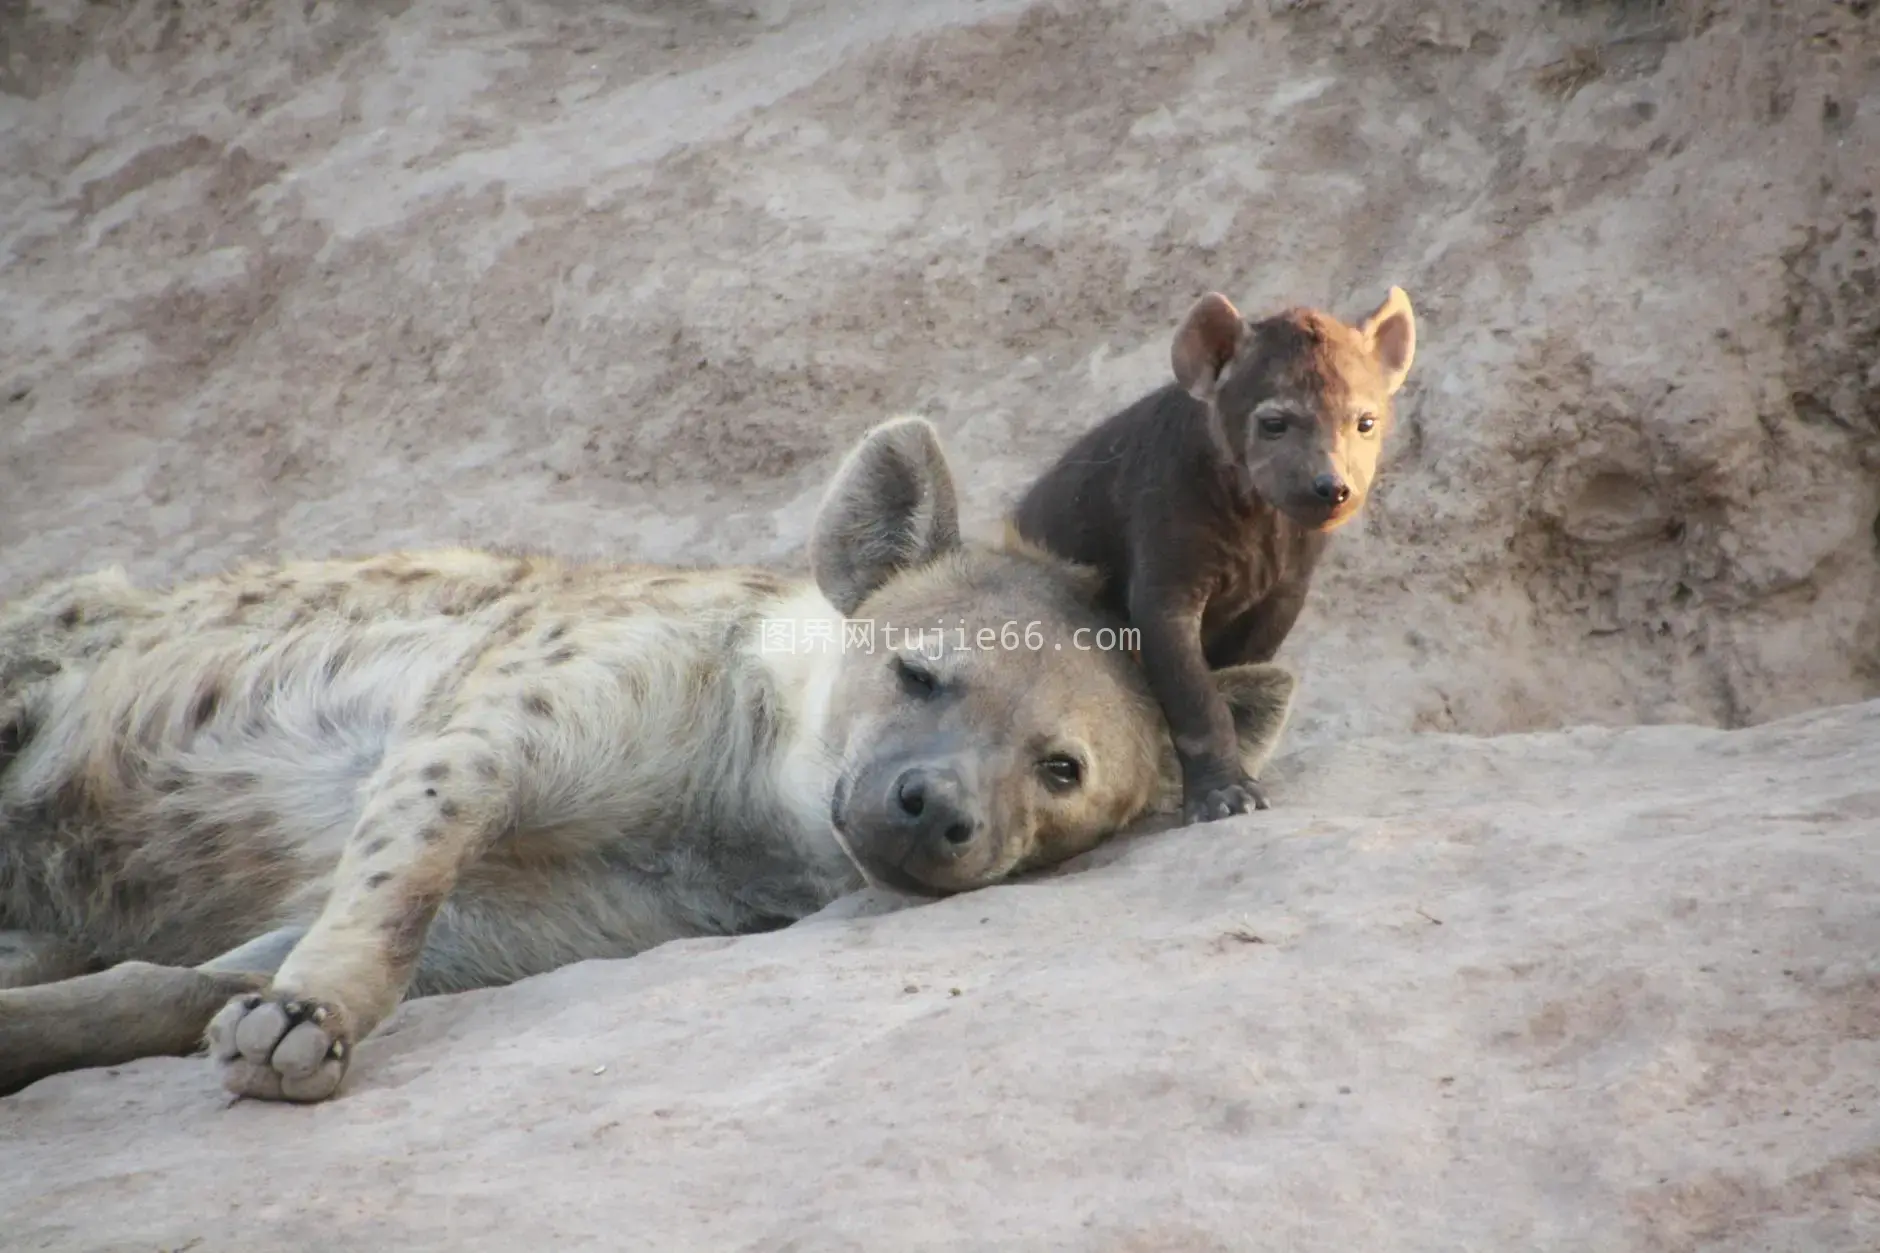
[[1010, 286, 1417, 826]]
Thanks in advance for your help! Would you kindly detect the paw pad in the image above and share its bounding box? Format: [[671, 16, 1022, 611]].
[[207, 992, 353, 1104]]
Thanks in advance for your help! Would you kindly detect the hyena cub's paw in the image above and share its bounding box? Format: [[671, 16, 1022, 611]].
[[207, 992, 353, 1103], [1182, 774, 1270, 825]]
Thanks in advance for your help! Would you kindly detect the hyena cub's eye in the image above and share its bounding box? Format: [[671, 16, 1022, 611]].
[[1356, 413, 1378, 435], [1038, 754, 1084, 792], [1257, 415, 1289, 438], [892, 654, 938, 698]]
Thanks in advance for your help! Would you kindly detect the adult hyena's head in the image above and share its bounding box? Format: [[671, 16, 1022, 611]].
[[806, 416, 1297, 898]]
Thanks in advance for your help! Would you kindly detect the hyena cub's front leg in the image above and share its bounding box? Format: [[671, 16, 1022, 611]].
[[208, 724, 515, 1102]]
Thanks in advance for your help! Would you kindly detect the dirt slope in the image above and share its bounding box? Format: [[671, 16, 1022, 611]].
[[2, 0, 1875, 746]]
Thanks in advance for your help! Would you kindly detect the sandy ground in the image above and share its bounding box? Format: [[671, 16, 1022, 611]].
[[2, 0, 1878, 1249], [4, 700, 1878, 1251]]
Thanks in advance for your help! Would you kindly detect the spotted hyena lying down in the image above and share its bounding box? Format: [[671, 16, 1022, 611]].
[[0, 417, 1295, 1103]]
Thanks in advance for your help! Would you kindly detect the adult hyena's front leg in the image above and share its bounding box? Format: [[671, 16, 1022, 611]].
[[208, 727, 514, 1102]]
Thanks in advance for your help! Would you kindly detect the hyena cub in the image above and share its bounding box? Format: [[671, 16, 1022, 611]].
[[1011, 287, 1416, 826], [0, 416, 1297, 1104]]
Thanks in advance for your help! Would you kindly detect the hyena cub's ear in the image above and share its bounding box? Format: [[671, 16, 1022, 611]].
[[1357, 286, 1417, 396], [1170, 292, 1247, 400], [1213, 662, 1298, 780], [810, 415, 964, 617]]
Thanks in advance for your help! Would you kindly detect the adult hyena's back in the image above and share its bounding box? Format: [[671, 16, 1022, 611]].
[[0, 550, 524, 703], [0, 568, 159, 709], [0, 546, 586, 768]]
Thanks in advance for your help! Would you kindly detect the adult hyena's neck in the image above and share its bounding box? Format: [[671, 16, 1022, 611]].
[[741, 581, 861, 896]]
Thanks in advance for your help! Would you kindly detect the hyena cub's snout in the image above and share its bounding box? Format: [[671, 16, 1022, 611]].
[[832, 744, 999, 897], [1274, 446, 1357, 530], [1309, 470, 1351, 508]]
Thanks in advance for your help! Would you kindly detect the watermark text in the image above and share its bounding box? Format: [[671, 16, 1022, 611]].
[[757, 618, 1139, 658]]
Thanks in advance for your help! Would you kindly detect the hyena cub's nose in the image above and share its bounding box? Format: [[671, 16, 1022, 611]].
[[1312, 473, 1351, 505], [894, 767, 980, 850]]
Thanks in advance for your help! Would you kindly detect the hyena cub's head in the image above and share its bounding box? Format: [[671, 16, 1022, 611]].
[[1170, 285, 1417, 531], [806, 416, 1297, 898]]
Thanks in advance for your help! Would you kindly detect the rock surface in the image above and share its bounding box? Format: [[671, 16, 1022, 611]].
[[3, 1, 1878, 1249], [5, 699, 1879, 1251]]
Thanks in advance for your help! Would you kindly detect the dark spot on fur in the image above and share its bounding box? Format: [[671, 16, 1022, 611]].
[[190, 685, 222, 730], [56, 606, 81, 628], [543, 623, 568, 644], [439, 799, 461, 819], [361, 836, 390, 857], [365, 871, 392, 889], [381, 890, 445, 969], [423, 786, 437, 798], [522, 739, 541, 765], [498, 662, 522, 677], [647, 576, 680, 590], [420, 762, 451, 782], [746, 681, 785, 759], [395, 569, 434, 585], [225, 770, 259, 791], [1, 712, 36, 769], [524, 693, 553, 718], [323, 647, 352, 682], [547, 648, 576, 666], [235, 590, 266, 608], [475, 756, 500, 780], [741, 575, 782, 597], [418, 824, 444, 845], [447, 586, 508, 617]]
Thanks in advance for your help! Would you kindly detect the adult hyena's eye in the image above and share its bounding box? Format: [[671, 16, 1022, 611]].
[[892, 654, 937, 698]]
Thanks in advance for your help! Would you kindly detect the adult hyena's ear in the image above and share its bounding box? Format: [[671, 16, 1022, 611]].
[[810, 415, 963, 617], [1214, 662, 1298, 779], [1358, 286, 1416, 396], [1170, 292, 1247, 400]]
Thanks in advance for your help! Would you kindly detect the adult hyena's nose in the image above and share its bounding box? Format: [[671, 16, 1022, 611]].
[[893, 766, 980, 855]]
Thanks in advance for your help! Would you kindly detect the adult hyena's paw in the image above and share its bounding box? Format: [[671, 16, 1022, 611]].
[[206, 992, 353, 1103]]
